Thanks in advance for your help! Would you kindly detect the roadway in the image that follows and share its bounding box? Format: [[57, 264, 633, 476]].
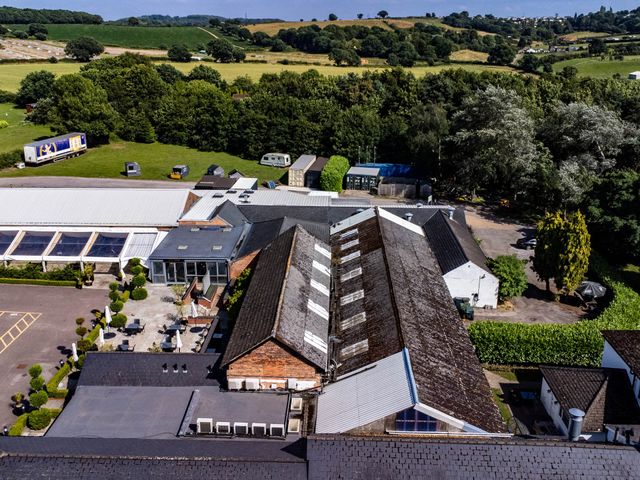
[[0, 176, 196, 189]]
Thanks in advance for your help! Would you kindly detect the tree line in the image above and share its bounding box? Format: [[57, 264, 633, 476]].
[[14, 54, 640, 262], [0, 6, 102, 24]]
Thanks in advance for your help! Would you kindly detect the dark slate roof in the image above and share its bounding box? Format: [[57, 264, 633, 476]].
[[0, 437, 306, 480], [279, 217, 330, 243], [222, 225, 330, 371], [330, 208, 504, 433], [424, 210, 488, 274], [540, 366, 640, 431], [238, 217, 330, 258], [307, 156, 329, 172], [194, 176, 237, 190], [603, 330, 640, 375], [306, 435, 640, 480], [148, 225, 246, 261], [214, 200, 248, 227], [78, 352, 220, 387]]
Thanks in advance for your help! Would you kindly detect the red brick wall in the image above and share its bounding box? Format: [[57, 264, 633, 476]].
[[229, 250, 259, 280], [227, 340, 320, 388]]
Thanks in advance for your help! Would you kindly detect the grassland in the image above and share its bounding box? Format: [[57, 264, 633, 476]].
[[0, 61, 517, 93], [450, 49, 489, 62], [559, 31, 611, 42], [552, 55, 640, 78], [0, 103, 52, 153], [4, 24, 219, 50], [0, 140, 285, 183]]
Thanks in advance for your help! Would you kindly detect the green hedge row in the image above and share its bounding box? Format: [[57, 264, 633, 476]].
[[8, 413, 28, 436], [45, 361, 71, 398], [0, 263, 81, 282], [0, 278, 77, 287], [0, 149, 23, 170], [469, 255, 640, 367]]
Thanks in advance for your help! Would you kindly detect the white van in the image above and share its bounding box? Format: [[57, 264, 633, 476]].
[[260, 153, 291, 167]]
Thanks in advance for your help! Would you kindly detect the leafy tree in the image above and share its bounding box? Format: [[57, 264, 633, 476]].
[[48, 74, 118, 145], [589, 38, 607, 55], [328, 13, 338, 21], [407, 102, 449, 176], [107, 64, 166, 116], [155, 63, 184, 84], [331, 105, 382, 161], [28, 390, 48, 409], [329, 47, 360, 66], [187, 65, 226, 88], [27, 23, 47, 36], [13, 30, 28, 39], [357, 13, 364, 20], [119, 108, 155, 143], [533, 211, 591, 294], [519, 54, 540, 72], [359, 34, 386, 57], [64, 36, 104, 62], [206, 38, 244, 63], [488, 255, 528, 301], [33, 32, 47, 41], [320, 155, 350, 192], [127, 17, 140, 26], [377, 10, 389, 19], [487, 42, 516, 65], [270, 39, 287, 52], [167, 44, 192, 62], [15, 70, 55, 107]]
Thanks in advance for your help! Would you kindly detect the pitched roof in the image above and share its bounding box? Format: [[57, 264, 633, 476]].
[[424, 210, 488, 273], [213, 200, 248, 226], [148, 225, 246, 261], [194, 176, 237, 190], [602, 330, 640, 375], [540, 366, 640, 431], [222, 225, 330, 371], [307, 157, 329, 172], [78, 352, 220, 387], [329, 208, 504, 433]]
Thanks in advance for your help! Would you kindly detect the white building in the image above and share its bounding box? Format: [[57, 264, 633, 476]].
[[424, 210, 499, 308]]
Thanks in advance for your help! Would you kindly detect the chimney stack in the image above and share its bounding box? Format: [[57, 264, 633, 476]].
[[567, 408, 585, 441], [404, 212, 413, 223]]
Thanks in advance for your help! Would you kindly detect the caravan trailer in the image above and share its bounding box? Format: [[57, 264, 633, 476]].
[[259, 153, 291, 167]]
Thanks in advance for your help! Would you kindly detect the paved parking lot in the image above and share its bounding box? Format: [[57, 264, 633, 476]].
[[0, 284, 107, 429]]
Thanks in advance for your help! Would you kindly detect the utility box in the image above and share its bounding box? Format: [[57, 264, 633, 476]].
[[124, 162, 141, 177]]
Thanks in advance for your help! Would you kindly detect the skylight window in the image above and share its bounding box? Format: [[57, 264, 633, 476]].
[[340, 267, 362, 282], [211, 245, 223, 251], [310, 279, 330, 296], [314, 244, 331, 259], [312, 260, 330, 277], [340, 340, 369, 360], [340, 239, 359, 251], [339, 228, 358, 240], [308, 300, 329, 320], [340, 290, 364, 306], [178, 245, 188, 250], [340, 312, 366, 331], [340, 251, 361, 264]]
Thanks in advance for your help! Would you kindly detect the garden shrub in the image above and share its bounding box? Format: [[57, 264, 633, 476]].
[[132, 273, 146, 288], [108, 290, 120, 302], [77, 339, 93, 352], [75, 317, 85, 326], [226, 267, 252, 318], [108, 282, 119, 292], [46, 362, 71, 397], [320, 155, 350, 193], [29, 390, 48, 409], [131, 287, 148, 301], [9, 413, 28, 436], [469, 254, 640, 366], [131, 265, 144, 276], [27, 409, 51, 430], [121, 290, 131, 302], [28, 364, 42, 379], [110, 313, 127, 328], [129, 258, 141, 266], [0, 120, 8, 129], [109, 300, 124, 313], [0, 150, 23, 170], [29, 376, 44, 392], [75, 326, 87, 337], [0, 263, 80, 282], [488, 255, 528, 301], [0, 278, 76, 287]]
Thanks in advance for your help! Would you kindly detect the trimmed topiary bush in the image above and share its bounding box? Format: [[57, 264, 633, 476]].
[[109, 300, 124, 313], [9, 413, 28, 436], [110, 313, 127, 329], [108, 282, 119, 292], [29, 376, 44, 392], [29, 390, 48, 409], [28, 364, 42, 379], [132, 274, 146, 288], [131, 287, 148, 301], [121, 290, 131, 302], [131, 265, 144, 276], [75, 326, 87, 337], [76, 338, 93, 353], [108, 290, 120, 302], [27, 409, 51, 430], [129, 258, 141, 266], [75, 317, 85, 326]]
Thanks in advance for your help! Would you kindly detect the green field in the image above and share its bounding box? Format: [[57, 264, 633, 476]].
[[5, 24, 222, 50], [0, 140, 285, 183], [553, 55, 640, 78], [0, 61, 517, 93], [0, 103, 52, 153]]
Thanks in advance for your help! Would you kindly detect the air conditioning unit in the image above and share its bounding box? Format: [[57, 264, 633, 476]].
[[216, 421, 231, 435], [270, 424, 285, 437], [245, 378, 260, 390], [252, 423, 267, 436], [234, 422, 249, 435], [287, 378, 297, 390], [288, 419, 301, 434], [196, 418, 213, 434], [290, 397, 303, 412], [228, 378, 244, 390]]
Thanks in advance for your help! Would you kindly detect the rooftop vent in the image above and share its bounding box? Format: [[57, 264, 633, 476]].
[[173, 364, 179, 373], [234, 422, 249, 435], [162, 363, 168, 373], [182, 364, 188, 373], [270, 424, 285, 437], [178, 245, 188, 250], [212, 193, 224, 198], [211, 245, 223, 251], [404, 213, 414, 222], [291, 397, 303, 411], [288, 418, 301, 434], [196, 418, 213, 434], [243, 190, 254, 194], [227, 189, 237, 194], [216, 421, 231, 435], [448, 207, 455, 220], [568, 408, 585, 441], [190, 227, 200, 232], [252, 423, 267, 436]]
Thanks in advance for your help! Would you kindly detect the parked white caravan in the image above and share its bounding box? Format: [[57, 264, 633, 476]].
[[259, 153, 291, 167]]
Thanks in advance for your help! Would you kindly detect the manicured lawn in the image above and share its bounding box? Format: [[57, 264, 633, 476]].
[[0, 103, 52, 153], [621, 264, 640, 293], [0, 61, 518, 93], [552, 55, 640, 78], [0, 140, 285, 183]]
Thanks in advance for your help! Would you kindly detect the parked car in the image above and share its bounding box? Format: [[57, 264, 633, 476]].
[[516, 237, 537, 249], [259, 153, 291, 167]]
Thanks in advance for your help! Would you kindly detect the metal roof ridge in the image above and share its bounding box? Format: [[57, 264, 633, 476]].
[[271, 225, 299, 339]]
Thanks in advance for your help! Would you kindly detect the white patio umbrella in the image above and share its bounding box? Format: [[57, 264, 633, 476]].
[[175, 330, 183, 353], [71, 342, 79, 362], [98, 327, 105, 347], [105, 305, 112, 332], [190, 301, 198, 318]]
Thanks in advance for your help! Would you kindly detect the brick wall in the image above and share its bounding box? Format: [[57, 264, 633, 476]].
[[229, 251, 259, 280], [227, 340, 321, 389]]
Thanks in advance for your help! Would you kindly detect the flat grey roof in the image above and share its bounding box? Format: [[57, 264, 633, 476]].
[[347, 167, 380, 177], [193, 391, 289, 426]]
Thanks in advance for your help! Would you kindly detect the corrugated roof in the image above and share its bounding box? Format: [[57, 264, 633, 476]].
[[315, 349, 416, 433], [122, 233, 159, 260], [347, 167, 380, 177], [0, 188, 190, 227], [290, 155, 317, 172]]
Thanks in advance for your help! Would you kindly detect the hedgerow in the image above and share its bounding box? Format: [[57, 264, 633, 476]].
[[468, 255, 640, 366]]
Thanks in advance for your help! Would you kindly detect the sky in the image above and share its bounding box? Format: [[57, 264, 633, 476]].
[[7, 1, 640, 21]]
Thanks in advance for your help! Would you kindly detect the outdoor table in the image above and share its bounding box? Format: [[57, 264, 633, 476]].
[[125, 323, 144, 334], [165, 324, 186, 334], [160, 341, 176, 351]]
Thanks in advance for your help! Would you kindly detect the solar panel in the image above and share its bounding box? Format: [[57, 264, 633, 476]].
[[12, 232, 54, 256], [87, 233, 127, 257], [0, 231, 17, 255], [49, 233, 91, 257]]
